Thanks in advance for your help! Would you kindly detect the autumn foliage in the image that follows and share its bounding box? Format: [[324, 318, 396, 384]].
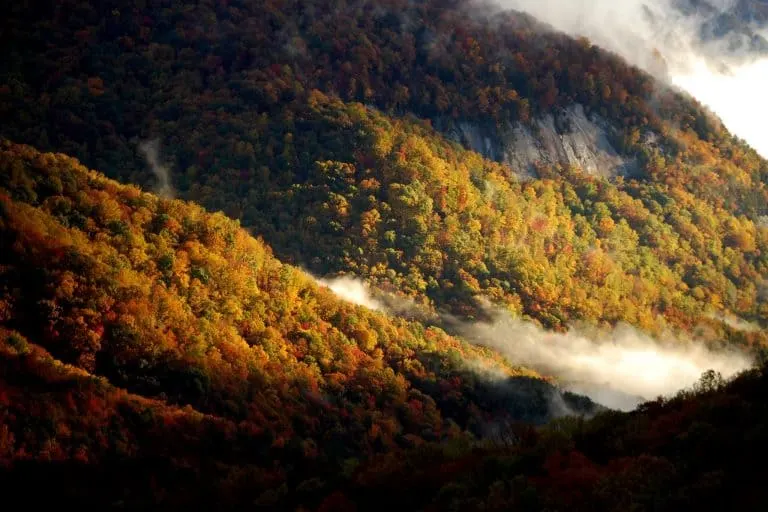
[[0, 141, 596, 507]]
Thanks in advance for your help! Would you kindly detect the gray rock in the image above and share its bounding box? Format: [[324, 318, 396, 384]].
[[444, 104, 640, 179]]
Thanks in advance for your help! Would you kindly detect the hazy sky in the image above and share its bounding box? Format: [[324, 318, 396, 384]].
[[496, 0, 768, 157]]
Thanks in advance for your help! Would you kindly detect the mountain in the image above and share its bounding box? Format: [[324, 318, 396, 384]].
[[0, 139, 601, 507], [1, 0, 767, 338], [317, 367, 768, 511], [1, 0, 767, 508], [0, 141, 764, 509]]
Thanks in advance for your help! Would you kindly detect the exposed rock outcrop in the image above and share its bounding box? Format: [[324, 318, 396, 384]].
[[443, 104, 639, 178]]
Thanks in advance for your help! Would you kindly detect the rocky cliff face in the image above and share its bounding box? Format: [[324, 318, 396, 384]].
[[443, 104, 640, 179]]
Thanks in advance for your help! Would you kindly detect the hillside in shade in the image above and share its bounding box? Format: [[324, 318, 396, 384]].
[[317, 366, 768, 511]]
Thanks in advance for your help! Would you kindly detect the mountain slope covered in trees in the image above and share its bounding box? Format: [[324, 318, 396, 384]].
[[0, 139, 604, 506], [2, 0, 767, 342], [0, 141, 766, 511], [324, 366, 768, 511], [1, 0, 767, 508]]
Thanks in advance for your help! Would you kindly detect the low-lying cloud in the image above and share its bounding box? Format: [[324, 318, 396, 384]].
[[314, 273, 753, 411], [312, 273, 439, 321], [493, 0, 768, 156], [449, 308, 752, 410]]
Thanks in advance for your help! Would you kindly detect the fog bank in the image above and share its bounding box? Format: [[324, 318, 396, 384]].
[[450, 309, 752, 410], [313, 274, 753, 411]]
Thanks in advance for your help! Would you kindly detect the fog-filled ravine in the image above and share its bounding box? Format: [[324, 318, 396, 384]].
[[496, 0, 768, 157], [316, 275, 754, 411]]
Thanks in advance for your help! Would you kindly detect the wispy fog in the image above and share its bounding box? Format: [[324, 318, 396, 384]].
[[314, 275, 385, 311], [138, 139, 175, 198], [448, 307, 752, 410]]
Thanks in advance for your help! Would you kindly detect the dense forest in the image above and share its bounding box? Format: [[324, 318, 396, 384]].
[[1, 141, 766, 510], [2, 0, 767, 340], [0, 140, 605, 503], [1, 0, 767, 509]]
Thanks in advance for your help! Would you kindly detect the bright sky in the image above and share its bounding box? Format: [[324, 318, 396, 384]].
[[671, 58, 768, 157]]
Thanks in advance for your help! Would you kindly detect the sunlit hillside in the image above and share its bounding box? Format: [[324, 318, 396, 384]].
[[1, 0, 767, 509]]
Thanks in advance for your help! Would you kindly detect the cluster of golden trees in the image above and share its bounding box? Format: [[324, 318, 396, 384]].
[[1, 140, 590, 505]]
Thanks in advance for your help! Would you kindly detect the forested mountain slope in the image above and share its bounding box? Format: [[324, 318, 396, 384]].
[[0, 150, 764, 510], [2, 0, 766, 342], [1, 0, 767, 508], [323, 366, 768, 511], [0, 139, 604, 505]]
